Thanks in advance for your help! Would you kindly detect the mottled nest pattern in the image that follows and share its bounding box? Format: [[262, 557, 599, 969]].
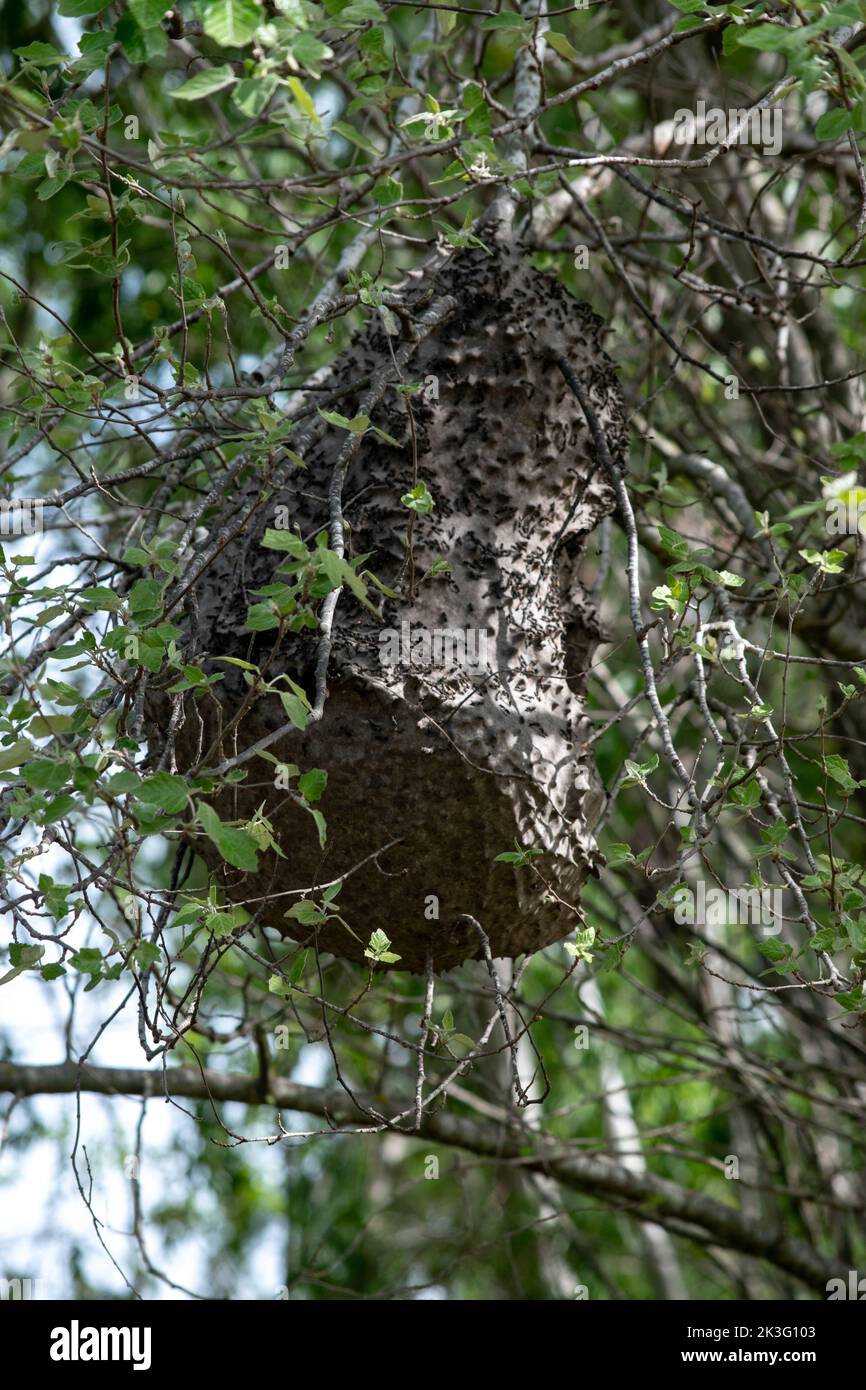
[[153, 243, 627, 972]]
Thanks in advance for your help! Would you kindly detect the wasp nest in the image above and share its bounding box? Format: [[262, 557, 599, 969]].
[[150, 243, 626, 972]]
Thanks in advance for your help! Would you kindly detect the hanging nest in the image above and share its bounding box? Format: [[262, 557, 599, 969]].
[[148, 242, 627, 972]]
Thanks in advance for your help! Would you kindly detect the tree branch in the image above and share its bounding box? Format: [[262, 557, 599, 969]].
[[0, 1060, 836, 1294]]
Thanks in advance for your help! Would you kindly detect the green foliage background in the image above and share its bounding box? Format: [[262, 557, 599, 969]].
[[1, 0, 866, 1300]]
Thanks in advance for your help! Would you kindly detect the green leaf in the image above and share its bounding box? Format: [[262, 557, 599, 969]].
[[545, 31, 580, 62], [371, 425, 401, 447], [136, 772, 190, 815], [286, 899, 325, 925], [298, 767, 327, 803], [135, 631, 168, 673], [314, 546, 378, 615], [77, 31, 112, 57], [401, 481, 435, 514], [262, 528, 309, 557], [28, 715, 73, 737], [287, 948, 309, 983], [37, 174, 70, 201], [279, 690, 310, 731], [318, 408, 354, 431], [38, 873, 73, 920], [171, 66, 238, 101], [810, 928, 837, 952], [371, 176, 403, 206], [478, 11, 526, 29], [245, 601, 281, 632], [291, 32, 333, 78], [437, 7, 457, 36], [337, 0, 385, 21], [198, 802, 260, 872], [735, 23, 798, 52], [846, 915, 866, 955], [621, 753, 660, 788], [128, 578, 163, 615], [14, 42, 67, 66], [208, 910, 244, 939], [815, 107, 854, 141], [232, 75, 278, 117], [287, 76, 321, 124], [23, 758, 68, 792], [42, 795, 76, 822], [757, 938, 791, 962], [834, 986, 865, 1013], [0, 944, 44, 985], [332, 120, 380, 155], [173, 899, 208, 928], [133, 942, 161, 971], [116, 12, 167, 61], [70, 947, 103, 974], [104, 772, 140, 795], [760, 819, 789, 846], [728, 778, 762, 808], [495, 841, 543, 867], [564, 929, 595, 964], [80, 585, 122, 610], [128, 0, 167, 25], [307, 807, 327, 849], [604, 843, 635, 868], [657, 524, 690, 559], [365, 928, 401, 964], [57, 0, 111, 13], [214, 656, 259, 672], [825, 753, 859, 792], [202, 0, 262, 47], [0, 738, 34, 771]]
